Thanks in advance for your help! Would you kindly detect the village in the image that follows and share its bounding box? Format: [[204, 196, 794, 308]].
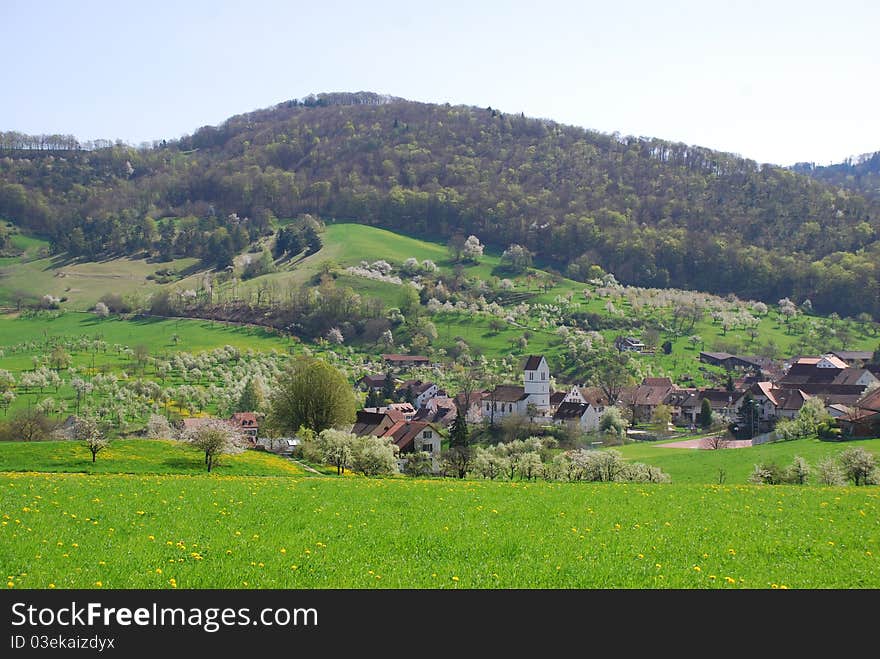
[[182, 343, 880, 473]]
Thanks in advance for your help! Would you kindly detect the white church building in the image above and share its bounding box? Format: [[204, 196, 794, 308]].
[[482, 355, 552, 421]]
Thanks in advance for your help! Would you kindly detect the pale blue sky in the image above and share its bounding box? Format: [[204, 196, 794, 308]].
[[2, 0, 878, 166]]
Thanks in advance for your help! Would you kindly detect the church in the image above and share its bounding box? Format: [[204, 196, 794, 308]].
[[482, 355, 552, 421]]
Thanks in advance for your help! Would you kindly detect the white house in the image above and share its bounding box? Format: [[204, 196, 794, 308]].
[[553, 401, 603, 433]]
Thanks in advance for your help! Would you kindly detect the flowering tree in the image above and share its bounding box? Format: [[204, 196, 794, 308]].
[[182, 419, 247, 472], [462, 235, 484, 261]]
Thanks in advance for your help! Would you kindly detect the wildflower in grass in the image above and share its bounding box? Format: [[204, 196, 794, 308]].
[[49, 584, 55, 589], [452, 576, 459, 582], [280, 548, 286, 554], [95, 581, 102, 588], [728, 549, 736, 555], [7, 581, 13, 588], [637, 554, 644, 559], [725, 576, 735, 584], [693, 566, 701, 572], [155, 569, 162, 574]]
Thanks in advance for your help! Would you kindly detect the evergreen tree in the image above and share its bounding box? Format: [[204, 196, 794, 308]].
[[237, 376, 264, 412], [365, 387, 381, 408], [381, 371, 395, 402], [449, 411, 468, 448], [303, 224, 323, 253], [699, 398, 713, 429]]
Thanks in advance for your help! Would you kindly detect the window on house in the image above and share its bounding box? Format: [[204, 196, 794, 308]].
[[423, 431, 432, 439], [509, 404, 513, 412], [529, 372, 533, 381], [542, 372, 546, 379]]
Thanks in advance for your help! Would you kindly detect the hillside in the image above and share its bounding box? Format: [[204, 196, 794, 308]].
[[794, 151, 880, 202], [1, 91, 879, 319]]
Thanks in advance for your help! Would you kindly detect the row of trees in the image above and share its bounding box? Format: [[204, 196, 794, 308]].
[[750, 448, 878, 486]]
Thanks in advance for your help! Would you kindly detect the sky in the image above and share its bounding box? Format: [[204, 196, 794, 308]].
[[2, 0, 878, 166]]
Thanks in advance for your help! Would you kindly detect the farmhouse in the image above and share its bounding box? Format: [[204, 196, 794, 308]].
[[482, 355, 552, 421], [831, 350, 874, 366], [351, 408, 405, 436], [229, 412, 259, 439], [382, 353, 429, 369], [397, 379, 440, 408], [615, 336, 647, 353], [553, 401, 602, 432], [837, 387, 880, 437], [357, 373, 390, 392], [622, 377, 675, 422], [363, 402, 417, 421]]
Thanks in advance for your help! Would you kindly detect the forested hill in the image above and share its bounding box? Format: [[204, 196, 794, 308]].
[[1, 91, 878, 319], [793, 151, 880, 202]]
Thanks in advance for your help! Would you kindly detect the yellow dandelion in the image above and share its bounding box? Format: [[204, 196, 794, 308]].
[[290, 565, 298, 570], [725, 576, 735, 584], [280, 548, 286, 554], [148, 535, 155, 541], [7, 581, 14, 588], [728, 549, 736, 555], [49, 584, 55, 589], [637, 554, 644, 559], [693, 566, 701, 572], [452, 576, 459, 582], [94, 581, 102, 588], [226, 549, 232, 556], [779, 585, 788, 589]]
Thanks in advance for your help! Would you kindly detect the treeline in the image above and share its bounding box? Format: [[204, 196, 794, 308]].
[[794, 151, 880, 202], [1, 95, 879, 318]]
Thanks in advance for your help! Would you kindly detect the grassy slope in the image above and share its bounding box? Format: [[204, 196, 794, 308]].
[[1, 473, 877, 589], [615, 437, 880, 484], [0, 440, 303, 476]]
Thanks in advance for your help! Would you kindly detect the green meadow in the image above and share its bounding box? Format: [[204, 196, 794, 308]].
[[1, 471, 877, 589], [0, 440, 303, 477], [614, 437, 880, 484]]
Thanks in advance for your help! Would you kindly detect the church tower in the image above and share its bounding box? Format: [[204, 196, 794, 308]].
[[523, 355, 550, 410]]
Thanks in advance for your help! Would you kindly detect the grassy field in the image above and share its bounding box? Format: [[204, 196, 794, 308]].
[[1, 471, 877, 589], [0, 440, 304, 477], [615, 437, 880, 485], [0, 251, 203, 311]]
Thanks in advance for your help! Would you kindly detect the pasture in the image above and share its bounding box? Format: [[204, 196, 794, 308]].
[[1, 471, 877, 589]]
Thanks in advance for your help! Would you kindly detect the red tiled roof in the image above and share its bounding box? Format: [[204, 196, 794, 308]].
[[382, 354, 429, 362]]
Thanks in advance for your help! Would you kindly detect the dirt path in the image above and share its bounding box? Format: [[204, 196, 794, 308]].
[[656, 438, 753, 449]]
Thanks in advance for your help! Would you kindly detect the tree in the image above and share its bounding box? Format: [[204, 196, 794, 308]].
[[133, 344, 150, 371], [449, 410, 469, 448], [700, 433, 730, 449], [599, 406, 627, 444], [442, 446, 472, 479], [462, 235, 484, 262], [49, 345, 71, 370], [784, 456, 811, 485], [500, 244, 533, 274], [94, 301, 110, 318], [146, 414, 173, 439], [403, 451, 434, 477], [699, 398, 713, 429], [182, 419, 247, 472], [75, 416, 108, 463], [351, 434, 398, 476], [303, 223, 323, 253], [269, 357, 356, 433], [473, 447, 508, 480], [316, 428, 355, 475], [447, 233, 466, 262], [514, 452, 543, 481], [1, 409, 55, 442], [816, 456, 845, 486], [381, 370, 395, 403], [581, 348, 637, 406], [651, 404, 672, 433], [838, 447, 878, 486], [237, 376, 265, 412]]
